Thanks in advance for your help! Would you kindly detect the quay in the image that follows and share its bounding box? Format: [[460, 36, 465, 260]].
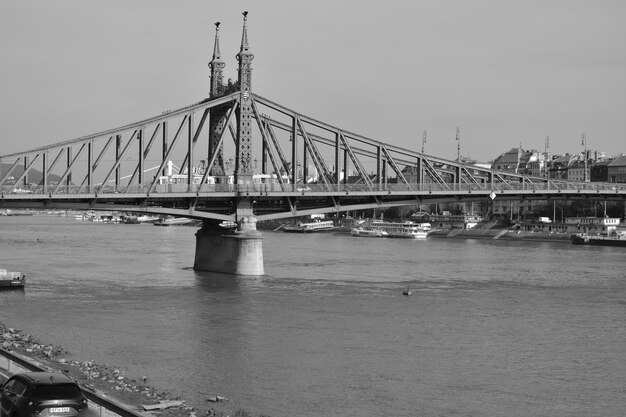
[[428, 228, 571, 242], [0, 347, 144, 417]]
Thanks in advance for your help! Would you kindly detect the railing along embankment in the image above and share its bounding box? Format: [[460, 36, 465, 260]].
[[0, 347, 144, 417]]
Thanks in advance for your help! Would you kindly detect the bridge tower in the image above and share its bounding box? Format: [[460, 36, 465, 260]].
[[195, 12, 264, 276], [235, 10, 254, 186], [207, 22, 227, 177]]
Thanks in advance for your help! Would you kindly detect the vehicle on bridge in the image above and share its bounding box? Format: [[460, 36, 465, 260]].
[[156, 173, 216, 193], [155, 172, 289, 193]]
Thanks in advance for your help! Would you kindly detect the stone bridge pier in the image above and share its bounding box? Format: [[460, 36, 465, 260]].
[[193, 200, 264, 275]]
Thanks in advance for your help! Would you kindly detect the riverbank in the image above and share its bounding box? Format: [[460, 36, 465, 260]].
[[262, 220, 573, 243], [0, 322, 247, 417], [428, 228, 571, 242]]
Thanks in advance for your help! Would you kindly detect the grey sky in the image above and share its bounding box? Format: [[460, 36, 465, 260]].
[[1, 0, 624, 162]]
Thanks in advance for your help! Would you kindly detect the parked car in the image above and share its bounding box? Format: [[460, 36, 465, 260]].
[[0, 372, 89, 417]]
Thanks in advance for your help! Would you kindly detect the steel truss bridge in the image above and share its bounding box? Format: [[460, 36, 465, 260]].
[[1, 90, 625, 222]]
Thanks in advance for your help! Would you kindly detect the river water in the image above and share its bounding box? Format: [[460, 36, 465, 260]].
[[1, 215, 625, 417]]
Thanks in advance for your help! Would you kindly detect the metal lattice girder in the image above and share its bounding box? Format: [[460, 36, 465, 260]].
[[179, 108, 210, 176], [2, 155, 39, 192], [124, 125, 162, 193], [263, 121, 290, 176], [78, 136, 114, 188], [250, 98, 289, 186], [144, 115, 190, 194], [0, 159, 20, 186], [1, 89, 560, 198], [380, 145, 409, 186], [259, 118, 290, 175], [199, 102, 238, 187], [1, 92, 240, 160], [295, 116, 334, 188], [338, 132, 373, 189], [492, 171, 514, 189], [251, 95, 470, 187], [258, 122, 287, 189], [0, 92, 240, 194], [4, 88, 621, 226], [460, 165, 488, 188], [251, 94, 558, 187], [51, 143, 88, 194], [95, 130, 139, 192], [9, 155, 39, 189], [421, 158, 450, 189]]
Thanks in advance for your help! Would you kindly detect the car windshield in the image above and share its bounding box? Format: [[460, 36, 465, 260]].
[[32, 384, 81, 399]]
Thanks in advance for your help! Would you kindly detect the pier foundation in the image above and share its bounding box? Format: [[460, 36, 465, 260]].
[[194, 216, 264, 276]]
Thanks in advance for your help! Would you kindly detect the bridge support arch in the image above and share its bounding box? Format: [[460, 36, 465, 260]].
[[194, 202, 264, 276]]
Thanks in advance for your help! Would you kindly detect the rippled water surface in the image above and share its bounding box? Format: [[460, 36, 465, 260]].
[[1, 215, 625, 416]]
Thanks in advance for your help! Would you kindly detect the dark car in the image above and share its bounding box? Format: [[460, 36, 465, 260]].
[[0, 372, 88, 417]]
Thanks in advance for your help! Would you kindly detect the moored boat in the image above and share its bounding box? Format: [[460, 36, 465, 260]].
[[123, 214, 161, 224], [571, 233, 626, 247], [368, 220, 428, 239], [137, 214, 161, 223], [283, 220, 336, 233], [350, 227, 388, 238], [0, 269, 26, 290], [154, 216, 201, 226]]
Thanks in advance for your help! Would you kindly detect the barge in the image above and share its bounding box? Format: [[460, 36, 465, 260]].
[[571, 233, 626, 247]]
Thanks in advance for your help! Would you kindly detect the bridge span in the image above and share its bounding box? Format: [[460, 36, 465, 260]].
[[1, 181, 625, 223], [2, 13, 625, 275]]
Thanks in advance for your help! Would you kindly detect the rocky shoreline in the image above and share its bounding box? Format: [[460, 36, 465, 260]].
[[0, 322, 245, 417]]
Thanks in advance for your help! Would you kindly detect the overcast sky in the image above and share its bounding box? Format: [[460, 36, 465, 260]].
[[1, 0, 624, 162]]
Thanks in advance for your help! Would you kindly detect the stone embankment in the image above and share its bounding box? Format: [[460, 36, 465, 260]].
[[428, 228, 571, 242], [0, 323, 234, 417]]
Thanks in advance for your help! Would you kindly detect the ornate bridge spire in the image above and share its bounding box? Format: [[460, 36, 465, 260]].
[[239, 11, 252, 56], [235, 11, 254, 180], [209, 22, 225, 98], [208, 21, 227, 176]]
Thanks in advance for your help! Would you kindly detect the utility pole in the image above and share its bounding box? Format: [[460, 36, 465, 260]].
[[456, 127, 460, 162], [581, 133, 589, 182], [419, 130, 426, 188], [543, 136, 550, 178]]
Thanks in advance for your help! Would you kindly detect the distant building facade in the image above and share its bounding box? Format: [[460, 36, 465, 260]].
[[567, 160, 588, 182], [608, 155, 626, 183]]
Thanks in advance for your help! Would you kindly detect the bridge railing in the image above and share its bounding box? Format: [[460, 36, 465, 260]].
[[2, 181, 626, 196]]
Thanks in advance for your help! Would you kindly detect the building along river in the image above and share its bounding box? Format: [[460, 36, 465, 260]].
[[1, 215, 625, 417]]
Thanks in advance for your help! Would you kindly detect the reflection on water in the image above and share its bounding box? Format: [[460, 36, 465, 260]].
[[1, 216, 625, 417]]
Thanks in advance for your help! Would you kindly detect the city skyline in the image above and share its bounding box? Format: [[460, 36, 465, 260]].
[[1, 1, 624, 162]]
